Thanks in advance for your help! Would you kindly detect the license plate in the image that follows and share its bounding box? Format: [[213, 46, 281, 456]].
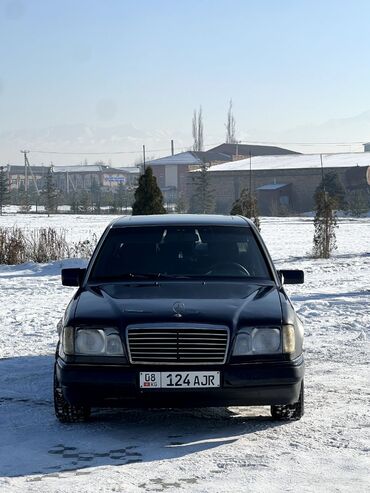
[[139, 371, 220, 389]]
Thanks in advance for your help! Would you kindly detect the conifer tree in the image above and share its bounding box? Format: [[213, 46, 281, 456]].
[[90, 177, 101, 213], [189, 163, 215, 214], [41, 167, 59, 216], [313, 190, 338, 258], [230, 187, 260, 231], [132, 166, 166, 215], [18, 182, 31, 213], [347, 189, 369, 217], [0, 166, 10, 215], [79, 190, 91, 213], [315, 172, 347, 210]]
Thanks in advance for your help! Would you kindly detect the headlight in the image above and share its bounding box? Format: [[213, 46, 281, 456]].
[[62, 327, 124, 356], [233, 327, 281, 355], [75, 329, 105, 354]]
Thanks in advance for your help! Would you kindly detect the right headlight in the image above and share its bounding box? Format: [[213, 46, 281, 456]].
[[62, 327, 124, 356], [233, 325, 295, 355]]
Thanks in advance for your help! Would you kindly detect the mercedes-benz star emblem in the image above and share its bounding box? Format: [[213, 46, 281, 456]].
[[173, 302, 185, 318]]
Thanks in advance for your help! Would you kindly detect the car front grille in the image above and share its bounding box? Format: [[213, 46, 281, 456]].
[[126, 326, 229, 365]]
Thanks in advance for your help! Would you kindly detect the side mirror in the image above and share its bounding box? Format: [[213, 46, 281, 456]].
[[278, 269, 304, 284], [61, 268, 87, 287]]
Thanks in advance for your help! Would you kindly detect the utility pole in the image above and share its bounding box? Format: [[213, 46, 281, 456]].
[[142, 145, 146, 172], [249, 152, 252, 192], [171, 139, 174, 156], [21, 150, 30, 192]]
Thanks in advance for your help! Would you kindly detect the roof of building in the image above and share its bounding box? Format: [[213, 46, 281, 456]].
[[54, 165, 109, 173], [111, 214, 252, 227], [257, 183, 289, 191], [207, 152, 370, 172], [7, 165, 49, 174], [208, 143, 299, 157], [116, 166, 140, 174], [147, 150, 229, 167]]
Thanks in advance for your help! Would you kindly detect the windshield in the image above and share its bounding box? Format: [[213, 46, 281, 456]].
[[89, 225, 272, 281]]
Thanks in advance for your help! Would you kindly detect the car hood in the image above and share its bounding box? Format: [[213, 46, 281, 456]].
[[71, 281, 283, 330]]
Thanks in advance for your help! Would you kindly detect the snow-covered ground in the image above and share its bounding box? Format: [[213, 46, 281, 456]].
[[0, 214, 369, 492]]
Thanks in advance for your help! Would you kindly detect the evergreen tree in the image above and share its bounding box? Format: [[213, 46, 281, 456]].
[[90, 177, 101, 213], [41, 167, 59, 216], [347, 189, 369, 217], [189, 164, 215, 214], [115, 182, 126, 213], [70, 192, 79, 214], [175, 193, 187, 214], [132, 166, 166, 215], [315, 172, 347, 210], [18, 183, 31, 213], [230, 187, 260, 231], [313, 190, 338, 259], [0, 166, 10, 215], [78, 190, 91, 213]]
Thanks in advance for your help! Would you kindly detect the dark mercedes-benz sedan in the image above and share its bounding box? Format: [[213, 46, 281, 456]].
[[54, 214, 304, 422]]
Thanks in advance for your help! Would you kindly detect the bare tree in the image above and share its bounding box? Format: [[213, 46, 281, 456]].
[[192, 106, 204, 151], [225, 99, 237, 144]]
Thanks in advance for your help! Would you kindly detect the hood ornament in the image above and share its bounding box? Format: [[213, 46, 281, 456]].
[[173, 302, 185, 318]]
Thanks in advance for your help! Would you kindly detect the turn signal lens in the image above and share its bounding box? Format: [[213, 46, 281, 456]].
[[62, 326, 74, 354], [282, 325, 295, 353]]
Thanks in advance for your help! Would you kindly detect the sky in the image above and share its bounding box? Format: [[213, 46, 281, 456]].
[[1, 0, 370, 165]]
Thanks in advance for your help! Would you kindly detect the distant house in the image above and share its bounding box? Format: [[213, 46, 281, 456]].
[[6, 164, 49, 192], [53, 164, 139, 193], [147, 150, 228, 201]]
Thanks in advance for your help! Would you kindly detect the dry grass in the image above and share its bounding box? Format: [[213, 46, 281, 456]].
[[0, 227, 97, 265]]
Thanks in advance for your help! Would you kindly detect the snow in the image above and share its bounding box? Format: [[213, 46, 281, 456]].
[[208, 151, 370, 172], [0, 214, 369, 492]]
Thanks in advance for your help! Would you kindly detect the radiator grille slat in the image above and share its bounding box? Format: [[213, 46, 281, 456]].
[[127, 327, 229, 364]]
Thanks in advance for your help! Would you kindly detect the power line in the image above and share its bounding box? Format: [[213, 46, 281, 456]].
[[26, 139, 365, 157]]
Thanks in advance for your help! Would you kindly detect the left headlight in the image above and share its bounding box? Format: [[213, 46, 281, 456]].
[[233, 327, 281, 356], [62, 327, 124, 356]]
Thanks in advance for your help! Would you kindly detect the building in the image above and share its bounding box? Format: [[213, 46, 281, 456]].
[[147, 144, 297, 202], [5, 163, 139, 195], [53, 164, 138, 193], [6, 164, 49, 192], [189, 152, 370, 214], [146, 150, 229, 202]]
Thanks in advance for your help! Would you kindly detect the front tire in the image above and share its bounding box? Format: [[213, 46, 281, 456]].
[[54, 367, 90, 423], [271, 381, 304, 421]]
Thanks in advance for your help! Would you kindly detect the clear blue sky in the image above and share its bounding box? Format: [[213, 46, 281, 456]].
[[1, 0, 370, 159]]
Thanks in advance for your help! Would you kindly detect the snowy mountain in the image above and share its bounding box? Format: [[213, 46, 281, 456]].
[[0, 124, 191, 166]]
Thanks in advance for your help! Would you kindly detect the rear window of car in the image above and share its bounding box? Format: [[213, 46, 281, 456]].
[[89, 225, 272, 281]]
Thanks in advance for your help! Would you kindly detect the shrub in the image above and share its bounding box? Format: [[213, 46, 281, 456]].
[[0, 227, 98, 265]]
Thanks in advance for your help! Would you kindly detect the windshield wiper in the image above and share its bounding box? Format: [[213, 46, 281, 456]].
[[90, 273, 195, 282], [124, 273, 194, 279]]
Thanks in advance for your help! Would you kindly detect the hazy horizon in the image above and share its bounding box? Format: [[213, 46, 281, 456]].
[[1, 0, 370, 165]]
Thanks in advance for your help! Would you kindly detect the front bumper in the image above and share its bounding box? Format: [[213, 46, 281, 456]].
[[56, 356, 304, 408]]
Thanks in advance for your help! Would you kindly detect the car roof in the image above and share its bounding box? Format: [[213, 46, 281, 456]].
[[111, 214, 252, 228]]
